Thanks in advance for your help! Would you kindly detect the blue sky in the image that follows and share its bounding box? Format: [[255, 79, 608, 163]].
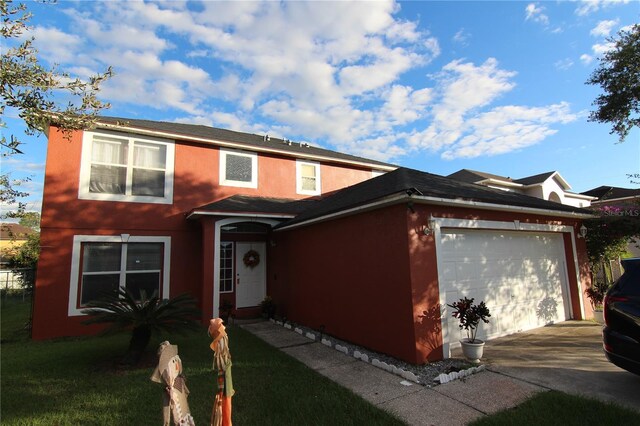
[[3, 0, 639, 215]]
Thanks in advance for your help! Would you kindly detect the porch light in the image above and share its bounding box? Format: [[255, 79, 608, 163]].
[[577, 224, 588, 239], [422, 218, 436, 236]]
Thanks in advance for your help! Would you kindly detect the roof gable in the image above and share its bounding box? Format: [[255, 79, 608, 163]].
[[277, 168, 592, 229]]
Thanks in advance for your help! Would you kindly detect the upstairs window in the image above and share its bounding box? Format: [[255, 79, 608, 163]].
[[296, 160, 321, 195], [220, 149, 258, 188], [79, 132, 175, 204]]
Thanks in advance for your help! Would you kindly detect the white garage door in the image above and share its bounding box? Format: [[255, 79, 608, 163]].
[[438, 229, 571, 348]]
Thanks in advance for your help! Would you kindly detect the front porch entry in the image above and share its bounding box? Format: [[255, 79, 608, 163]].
[[214, 218, 279, 320]]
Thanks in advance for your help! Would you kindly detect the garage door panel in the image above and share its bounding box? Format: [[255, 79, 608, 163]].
[[439, 229, 570, 347]]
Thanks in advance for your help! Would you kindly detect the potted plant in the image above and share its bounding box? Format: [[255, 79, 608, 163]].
[[448, 297, 491, 363], [585, 280, 610, 324], [219, 300, 234, 324], [260, 296, 276, 319]]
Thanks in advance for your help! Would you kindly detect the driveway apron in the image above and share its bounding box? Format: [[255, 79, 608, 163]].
[[453, 320, 640, 412]]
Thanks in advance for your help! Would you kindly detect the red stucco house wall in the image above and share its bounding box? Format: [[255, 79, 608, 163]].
[[33, 123, 385, 340], [33, 118, 593, 365]]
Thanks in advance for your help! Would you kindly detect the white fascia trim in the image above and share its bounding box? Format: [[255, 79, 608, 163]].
[[435, 218, 585, 358], [564, 192, 598, 201], [95, 123, 397, 172], [479, 178, 523, 188], [412, 195, 595, 219], [276, 193, 594, 232], [68, 235, 171, 317], [212, 218, 280, 319], [591, 195, 640, 204], [187, 211, 295, 220]]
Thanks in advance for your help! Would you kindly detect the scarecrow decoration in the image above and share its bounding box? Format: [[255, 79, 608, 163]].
[[208, 318, 235, 426], [151, 341, 195, 426]]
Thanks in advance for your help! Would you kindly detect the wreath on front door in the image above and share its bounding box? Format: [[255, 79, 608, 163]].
[[243, 249, 260, 268]]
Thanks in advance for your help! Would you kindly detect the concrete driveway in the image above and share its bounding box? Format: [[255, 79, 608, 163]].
[[453, 321, 640, 412]]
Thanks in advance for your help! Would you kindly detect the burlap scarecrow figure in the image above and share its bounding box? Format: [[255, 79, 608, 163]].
[[208, 318, 234, 426], [151, 341, 196, 426]]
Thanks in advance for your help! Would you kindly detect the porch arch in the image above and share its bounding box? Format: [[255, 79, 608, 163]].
[[213, 217, 280, 320]]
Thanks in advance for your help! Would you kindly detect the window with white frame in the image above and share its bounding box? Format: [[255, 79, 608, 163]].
[[219, 242, 234, 293], [296, 160, 321, 195], [220, 149, 258, 188], [79, 132, 175, 204], [68, 235, 171, 316]]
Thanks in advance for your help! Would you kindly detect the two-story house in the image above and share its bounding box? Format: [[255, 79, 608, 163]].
[[33, 117, 595, 364]]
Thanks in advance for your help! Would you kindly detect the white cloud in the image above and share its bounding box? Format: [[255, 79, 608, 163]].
[[525, 3, 549, 26], [580, 53, 594, 65], [592, 42, 615, 56], [453, 28, 470, 46], [590, 19, 619, 37], [31, 1, 575, 163], [554, 58, 574, 70], [575, 0, 630, 16], [404, 59, 576, 160], [30, 26, 82, 63]]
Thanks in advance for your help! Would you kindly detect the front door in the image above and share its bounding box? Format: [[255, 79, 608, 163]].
[[235, 242, 266, 308]]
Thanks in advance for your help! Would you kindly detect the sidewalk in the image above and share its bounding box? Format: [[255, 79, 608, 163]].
[[240, 320, 543, 426]]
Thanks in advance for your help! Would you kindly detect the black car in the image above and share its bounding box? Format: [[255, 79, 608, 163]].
[[602, 258, 640, 375]]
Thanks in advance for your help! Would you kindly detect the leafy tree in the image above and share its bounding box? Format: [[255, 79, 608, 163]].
[[1, 0, 113, 217], [18, 211, 40, 230], [586, 24, 640, 142], [82, 288, 201, 365]]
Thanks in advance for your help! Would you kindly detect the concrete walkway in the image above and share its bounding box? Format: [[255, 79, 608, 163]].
[[240, 321, 543, 426], [459, 320, 640, 413]]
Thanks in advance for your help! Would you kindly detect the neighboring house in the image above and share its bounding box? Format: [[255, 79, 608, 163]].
[[448, 169, 595, 208], [0, 223, 35, 266], [581, 185, 640, 278], [1, 223, 36, 290], [33, 117, 595, 365]]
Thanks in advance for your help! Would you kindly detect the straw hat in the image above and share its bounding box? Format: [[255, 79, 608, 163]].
[[150, 341, 179, 383]]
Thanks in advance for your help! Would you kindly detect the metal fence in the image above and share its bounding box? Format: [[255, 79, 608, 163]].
[[0, 267, 36, 301]]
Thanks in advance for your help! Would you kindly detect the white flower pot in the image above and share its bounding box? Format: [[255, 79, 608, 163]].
[[593, 309, 604, 324], [460, 338, 485, 364]]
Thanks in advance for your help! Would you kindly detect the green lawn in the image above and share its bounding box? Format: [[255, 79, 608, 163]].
[[470, 390, 640, 426], [1, 299, 405, 425]]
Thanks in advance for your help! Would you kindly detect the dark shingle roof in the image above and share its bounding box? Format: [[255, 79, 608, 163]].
[[582, 186, 640, 201], [191, 195, 319, 217], [513, 171, 556, 185], [447, 169, 513, 183], [96, 116, 395, 169], [277, 168, 592, 228]]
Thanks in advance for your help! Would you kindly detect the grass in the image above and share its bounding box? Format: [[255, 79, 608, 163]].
[[1, 298, 405, 425], [470, 390, 640, 426]]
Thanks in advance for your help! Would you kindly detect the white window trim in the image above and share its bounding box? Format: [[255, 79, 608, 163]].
[[68, 235, 171, 316], [371, 170, 385, 178], [219, 241, 234, 294], [78, 130, 175, 205], [296, 160, 321, 195], [219, 148, 258, 188]]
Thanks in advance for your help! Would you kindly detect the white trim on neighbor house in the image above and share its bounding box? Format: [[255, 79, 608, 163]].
[[296, 159, 321, 196], [94, 122, 397, 173], [212, 218, 280, 320], [67, 235, 172, 317], [219, 148, 258, 189], [78, 130, 175, 205], [432, 218, 585, 358]]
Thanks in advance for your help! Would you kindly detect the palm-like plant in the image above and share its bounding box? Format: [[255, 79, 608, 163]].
[[82, 287, 200, 364]]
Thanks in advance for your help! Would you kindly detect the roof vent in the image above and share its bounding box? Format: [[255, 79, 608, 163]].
[[264, 134, 270, 142]]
